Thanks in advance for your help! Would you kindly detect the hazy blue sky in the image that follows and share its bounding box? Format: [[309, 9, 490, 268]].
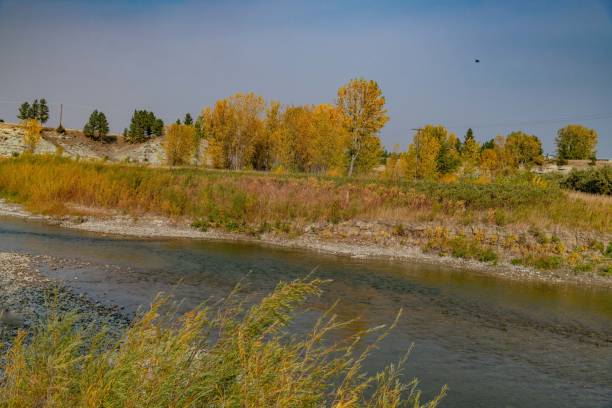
[[1, 0, 611, 157]]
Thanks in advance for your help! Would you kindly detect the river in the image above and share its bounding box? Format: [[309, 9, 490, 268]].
[[0, 216, 610, 407]]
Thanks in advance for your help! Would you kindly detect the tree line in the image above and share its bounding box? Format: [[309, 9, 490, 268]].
[[15, 86, 600, 175], [385, 124, 598, 180]]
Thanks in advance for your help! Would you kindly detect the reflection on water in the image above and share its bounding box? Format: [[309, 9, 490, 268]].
[[1, 216, 611, 407]]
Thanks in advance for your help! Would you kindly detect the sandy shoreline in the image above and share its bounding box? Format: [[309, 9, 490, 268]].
[[1, 199, 610, 289]]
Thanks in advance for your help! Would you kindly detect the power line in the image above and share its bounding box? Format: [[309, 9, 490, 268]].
[[431, 112, 612, 131]]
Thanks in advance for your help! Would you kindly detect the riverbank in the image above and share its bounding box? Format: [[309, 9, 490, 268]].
[[0, 251, 128, 349], [2, 199, 610, 288]]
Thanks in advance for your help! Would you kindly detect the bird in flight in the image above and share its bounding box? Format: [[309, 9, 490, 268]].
[[475, 59, 480, 63]]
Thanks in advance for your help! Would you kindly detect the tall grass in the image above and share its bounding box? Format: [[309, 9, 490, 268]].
[[0, 278, 446, 407], [0, 155, 609, 232]]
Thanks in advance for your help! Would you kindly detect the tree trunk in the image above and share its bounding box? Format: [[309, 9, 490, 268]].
[[348, 154, 357, 177]]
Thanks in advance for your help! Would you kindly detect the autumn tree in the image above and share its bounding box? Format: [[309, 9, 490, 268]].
[[21, 119, 42, 153], [252, 101, 282, 171], [126, 110, 164, 143], [461, 128, 481, 174], [202, 93, 265, 170], [164, 123, 197, 166], [479, 148, 499, 175], [336, 78, 389, 176], [505, 131, 543, 167], [556, 124, 598, 162], [83, 110, 109, 141], [404, 126, 441, 179], [307, 104, 349, 174]]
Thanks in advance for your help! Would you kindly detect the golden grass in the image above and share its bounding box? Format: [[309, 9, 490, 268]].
[[0, 278, 446, 407], [0, 155, 609, 234]]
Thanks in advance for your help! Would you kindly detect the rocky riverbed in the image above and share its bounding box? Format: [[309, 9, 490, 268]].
[[0, 252, 129, 349]]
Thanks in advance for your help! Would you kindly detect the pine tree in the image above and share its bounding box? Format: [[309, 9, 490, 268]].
[[38, 98, 49, 124], [30, 100, 39, 121], [184, 112, 193, 126], [17, 102, 31, 120], [83, 110, 109, 141], [126, 110, 164, 143]]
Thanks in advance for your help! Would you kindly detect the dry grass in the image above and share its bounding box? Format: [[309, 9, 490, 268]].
[[0, 278, 446, 407], [0, 155, 609, 234]]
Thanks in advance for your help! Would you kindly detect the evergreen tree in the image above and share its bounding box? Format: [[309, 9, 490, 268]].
[[465, 128, 474, 143], [126, 110, 164, 143], [17, 102, 31, 120], [37, 98, 49, 124], [481, 138, 495, 151], [17, 98, 50, 122], [184, 112, 193, 126], [176, 119, 181, 125], [83, 110, 109, 141], [30, 100, 39, 121]]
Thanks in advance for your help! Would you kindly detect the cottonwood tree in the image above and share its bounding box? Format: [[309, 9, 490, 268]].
[[251, 101, 282, 171], [336, 78, 389, 176], [556, 124, 598, 162], [202, 93, 265, 170], [164, 123, 197, 166], [461, 128, 481, 174], [83, 110, 109, 141], [404, 126, 441, 179], [505, 131, 543, 168], [307, 104, 349, 174]]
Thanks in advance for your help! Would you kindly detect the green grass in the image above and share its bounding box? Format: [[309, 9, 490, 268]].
[[0, 278, 446, 407], [512, 255, 564, 270]]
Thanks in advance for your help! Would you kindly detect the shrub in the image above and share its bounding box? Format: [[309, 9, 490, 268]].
[[0, 279, 446, 407], [515, 255, 564, 270], [604, 242, 612, 258], [561, 167, 611, 195]]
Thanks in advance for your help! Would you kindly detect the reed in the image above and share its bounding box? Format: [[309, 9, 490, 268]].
[[0, 278, 446, 407]]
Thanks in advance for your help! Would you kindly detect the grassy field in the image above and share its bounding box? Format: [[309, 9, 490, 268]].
[[0, 278, 445, 407], [0, 155, 609, 234]]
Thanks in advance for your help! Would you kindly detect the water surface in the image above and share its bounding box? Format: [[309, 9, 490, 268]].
[[1, 216, 610, 407]]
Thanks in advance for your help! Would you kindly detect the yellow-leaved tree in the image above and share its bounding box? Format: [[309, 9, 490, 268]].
[[307, 104, 349, 174], [202, 93, 265, 170], [164, 123, 197, 166], [461, 128, 481, 175], [336, 78, 389, 176], [22, 119, 42, 153], [504, 131, 543, 168]]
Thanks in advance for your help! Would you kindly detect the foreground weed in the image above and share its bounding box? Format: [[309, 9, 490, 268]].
[[0, 278, 446, 407]]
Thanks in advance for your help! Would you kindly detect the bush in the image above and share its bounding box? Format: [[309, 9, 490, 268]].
[[0, 279, 446, 407], [561, 167, 611, 195], [515, 255, 564, 270]]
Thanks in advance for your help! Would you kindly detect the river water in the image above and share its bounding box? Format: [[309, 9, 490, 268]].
[[0, 216, 610, 407]]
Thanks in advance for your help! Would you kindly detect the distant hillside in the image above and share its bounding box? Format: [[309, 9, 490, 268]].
[[0, 122, 207, 165]]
